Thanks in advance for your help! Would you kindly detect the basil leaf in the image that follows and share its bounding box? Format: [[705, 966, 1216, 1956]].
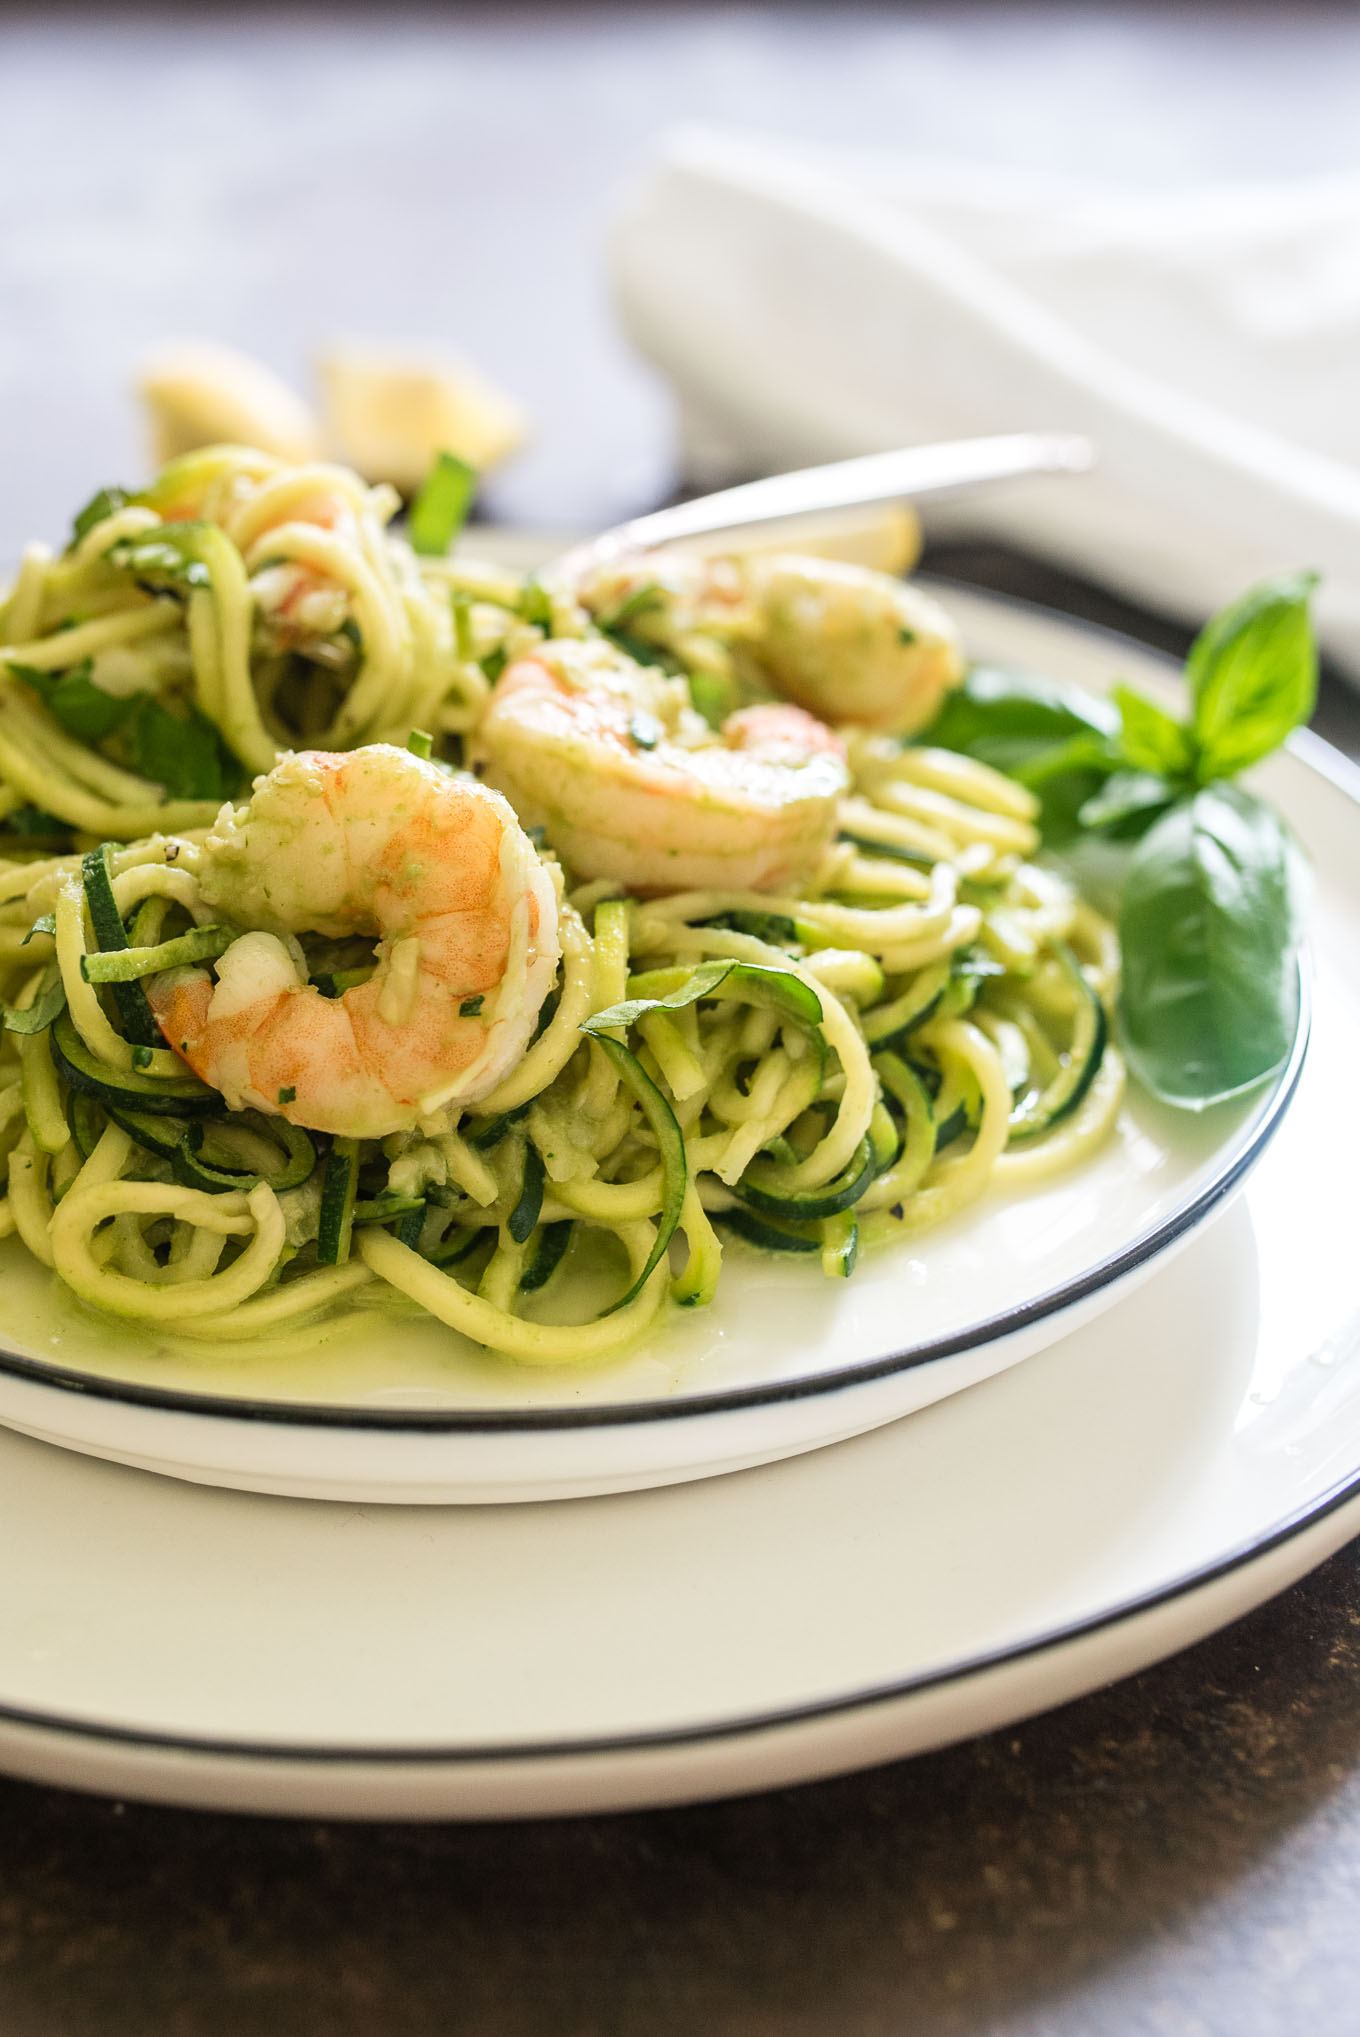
[[1187, 572, 1318, 782], [926, 664, 1119, 750], [1112, 683, 1194, 778], [122, 696, 241, 801], [1076, 768, 1178, 837], [2, 966, 66, 1036], [1118, 782, 1301, 1108], [8, 659, 133, 742], [70, 486, 129, 547], [407, 452, 478, 557], [921, 667, 1120, 845]]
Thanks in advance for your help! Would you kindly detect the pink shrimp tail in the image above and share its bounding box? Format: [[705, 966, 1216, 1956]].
[[148, 972, 215, 1073]]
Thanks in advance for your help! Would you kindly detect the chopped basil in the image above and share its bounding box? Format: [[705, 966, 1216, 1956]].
[[70, 486, 129, 547], [8, 660, 131, 742], [518, 578, 554, 630], [122, 695, 242, 801], [407, 452, 478, 558]]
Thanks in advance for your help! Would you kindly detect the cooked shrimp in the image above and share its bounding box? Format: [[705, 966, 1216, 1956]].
[[578, 551, 964, 736], [149, 744, 560, 1140], [742, 555, 963, 735], [474, 638, 848, 893], [141, 448, 399, 657]]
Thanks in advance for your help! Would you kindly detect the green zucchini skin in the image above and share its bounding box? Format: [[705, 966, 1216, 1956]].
[[821, 1212, 860, 1279], [317, 1138, 361, 1264], [65, 1089, 105, 1160], [715, 1209, 820, 1254], [584, 1033, 687, 1312], [173, 1116, 317, 1194], [466, 1102, 531, 1150], [51, 1011, 218, 1116], [731, 1135, 876, 1223], [1007, 943, 1108, 1141], [508, 1141, 545, 1245], [867, 1102, 901, 1173], [934, 1106, 968, 1150], [81, 846, 162, 1049], [105, 1103, 187, 1160], [520, 1219, 573, 1293], [427, 1224, 489, 1269], [396, 1202, 426, 1250], [837, 830, 933, 870], [862, 960, 950, 1051], [351, 1194, 427, 1225], [81, 923, 236, 985]]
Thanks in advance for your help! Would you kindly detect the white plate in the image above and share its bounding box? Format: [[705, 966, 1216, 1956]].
[[0, 919, 1355, 1817], [0, 597, 1355, 1818], [0, 589, 1309, 1502]]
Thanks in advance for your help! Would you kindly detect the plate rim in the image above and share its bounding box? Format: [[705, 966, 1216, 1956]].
[[0, 1420, 1357, 1770], [0, 589, 1317, 1434]]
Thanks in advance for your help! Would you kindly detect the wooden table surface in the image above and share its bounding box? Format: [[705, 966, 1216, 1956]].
[[2, 7, 1359, 2032]]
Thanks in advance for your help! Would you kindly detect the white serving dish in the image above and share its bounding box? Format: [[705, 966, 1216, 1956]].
[[0, 588, 1309, 1502]]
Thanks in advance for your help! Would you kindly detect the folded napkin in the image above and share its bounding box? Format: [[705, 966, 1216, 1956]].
[[611, 130, 1360, 680]]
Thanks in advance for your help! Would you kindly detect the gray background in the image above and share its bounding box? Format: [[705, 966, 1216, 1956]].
[[2, 6, 1360, 2033], [6, 3, 1360, 542]]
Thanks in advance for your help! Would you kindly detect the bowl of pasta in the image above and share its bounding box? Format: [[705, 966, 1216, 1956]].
[[0, 446, 1309, 1500]]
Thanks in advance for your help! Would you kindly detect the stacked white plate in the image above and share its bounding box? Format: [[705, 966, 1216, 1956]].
[[0, 585, 1355, 1819]]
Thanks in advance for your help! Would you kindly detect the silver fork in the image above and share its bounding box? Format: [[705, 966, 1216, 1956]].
[[549, 431, 1094, 581]]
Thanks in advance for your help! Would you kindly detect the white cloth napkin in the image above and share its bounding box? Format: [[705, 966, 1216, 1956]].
[[611, 129, 1360, 680]]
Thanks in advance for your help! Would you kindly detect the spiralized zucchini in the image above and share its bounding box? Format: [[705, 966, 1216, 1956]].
[[0, 746, 1121, 1361], [0, 456, 1126, 1365], [0, 445, 543, 847]]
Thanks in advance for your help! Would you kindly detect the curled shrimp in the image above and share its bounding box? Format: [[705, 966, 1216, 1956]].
[[578, 550, 964, 736], [149, 744, 560, 1140], [473, 638, 847, 893]]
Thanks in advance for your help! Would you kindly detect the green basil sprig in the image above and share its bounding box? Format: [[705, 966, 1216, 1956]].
[[921, 573, 1318, 1109]]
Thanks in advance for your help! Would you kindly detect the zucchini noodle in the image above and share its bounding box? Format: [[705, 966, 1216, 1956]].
[[0, 456, 1127, 1367], [0, 445, 534, 846]]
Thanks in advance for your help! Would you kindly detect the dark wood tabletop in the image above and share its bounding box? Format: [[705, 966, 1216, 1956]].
[[2, 7, 1359, 2031]]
